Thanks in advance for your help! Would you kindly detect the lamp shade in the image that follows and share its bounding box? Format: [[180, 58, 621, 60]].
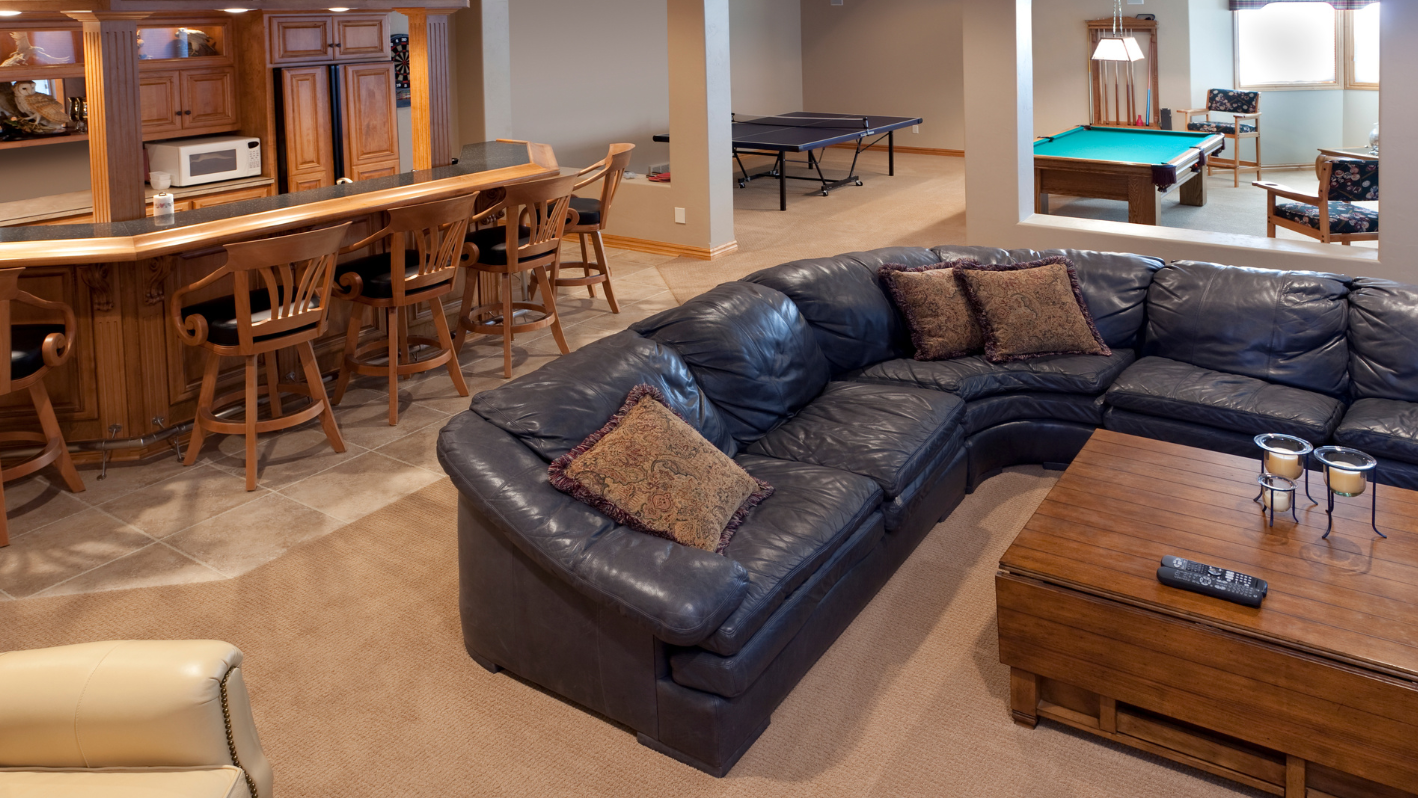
[[1123, 36, 1146, 62], [1091, 38, 1130, 62]]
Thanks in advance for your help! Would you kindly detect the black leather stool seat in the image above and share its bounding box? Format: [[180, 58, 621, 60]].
[[335, 250, 426, 299], [568, 197, 602, 228], [465, 225, 546, 266], [181, 293, 318, 347], [10, 324, 63, 380]]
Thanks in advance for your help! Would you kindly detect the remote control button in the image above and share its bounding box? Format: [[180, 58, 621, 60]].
[[1208, 566, 1221, 576], [1200, 576, 1212, 586]]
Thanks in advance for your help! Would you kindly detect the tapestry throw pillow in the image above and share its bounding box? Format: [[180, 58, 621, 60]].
[[548, 385, 773, 554], [880, 259, 982, 361], [955, 256, 1111, 363]]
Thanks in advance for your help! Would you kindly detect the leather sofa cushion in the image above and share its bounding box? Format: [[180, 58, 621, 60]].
[[882, 426, 964, 531], [1104, 406, 1272, 460], [854, 350, 1135, 402], [472, 330, 735, 460], [933, 246, 1163, 349], [670, 511, 885, 696], [9, 325, 63, 380], [701, 455, 883, 657], [742, 247, 937, 374], [1106, 357, 1345, 442], [745, 381, 964, 499], [1143, 260, 1351, 398], [962, 392, 1105, 436], [1334, 398, 1418, 464], [1347, 279, 1418, 401], [632, 282, 832, 446], [0, 767, 248, 797]]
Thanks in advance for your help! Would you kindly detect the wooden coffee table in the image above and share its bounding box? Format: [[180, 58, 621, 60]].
[[998, 430, 1418, 798]]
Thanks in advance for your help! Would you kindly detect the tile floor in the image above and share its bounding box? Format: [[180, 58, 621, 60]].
[[0, 244, 680, 600]]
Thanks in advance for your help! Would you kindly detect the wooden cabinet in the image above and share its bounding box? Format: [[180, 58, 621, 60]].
[[139, 72, 183, 135], [339, 62, 400, 182], [280, 66, 337, 192], [140, 66, 238, 139], [269, 14, 388, 65]]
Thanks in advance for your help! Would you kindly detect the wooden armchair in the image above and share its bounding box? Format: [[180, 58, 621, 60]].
[[1255, 157, 1378, 246], [553, 142, 635, 313], [1177, 88, 1261, 187]]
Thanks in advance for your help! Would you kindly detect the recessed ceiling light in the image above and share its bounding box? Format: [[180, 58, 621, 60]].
[[222, 7, 250, 12], [328, 7, 349, 11], [0, 10, 22, 16]]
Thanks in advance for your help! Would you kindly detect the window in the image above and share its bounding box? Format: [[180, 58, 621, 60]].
[[1234, 3, 1379, 90]]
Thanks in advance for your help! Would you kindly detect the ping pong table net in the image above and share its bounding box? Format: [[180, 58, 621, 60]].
[[731, 114, 872, 129]]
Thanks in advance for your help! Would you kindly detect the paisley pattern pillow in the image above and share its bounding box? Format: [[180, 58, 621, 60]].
[[879, 259, 982, 361], [549, 385, 772, 554], [1328, 159, 1378, 202], [1275, 200, 1378, 235], [1207, 88, 1260, 115], [1188, 121, 1256, 135], [955, 257, 1111, 363]]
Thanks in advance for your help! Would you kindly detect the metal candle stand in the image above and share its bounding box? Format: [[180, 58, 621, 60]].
[[1313, 446, 1385, 540], [1252, 434, 1318, 517], [1256, 474, 1299, 527]]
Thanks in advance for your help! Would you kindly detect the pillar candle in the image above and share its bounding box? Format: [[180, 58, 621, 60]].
[[1328, 467, 1367, 496], [1265, 451, 1303, 479], [1262, 486, 1292, 513]]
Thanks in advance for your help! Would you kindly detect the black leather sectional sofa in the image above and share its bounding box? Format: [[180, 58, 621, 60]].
[[436, 245, 1418, 777]]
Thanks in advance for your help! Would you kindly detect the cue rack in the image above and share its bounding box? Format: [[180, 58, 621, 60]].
[[1087, 17, 1160, 129]]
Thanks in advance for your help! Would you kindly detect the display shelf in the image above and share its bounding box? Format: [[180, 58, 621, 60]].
[[0, 131, 86, 151]]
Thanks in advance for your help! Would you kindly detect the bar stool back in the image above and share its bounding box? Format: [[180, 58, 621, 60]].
[[0, 267, 83, 546], [555, 143, 635, 313], [330, 193, 478, 425], [457, 173, 579, 378], [172, 223, 352, 491]]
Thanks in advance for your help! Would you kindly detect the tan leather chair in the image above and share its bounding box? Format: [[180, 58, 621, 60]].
[[0, 640, 271, 798]]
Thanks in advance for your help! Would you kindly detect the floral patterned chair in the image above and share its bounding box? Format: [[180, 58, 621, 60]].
[[1176, 89, 1261, 187], [1254, 157, 1378, 246]]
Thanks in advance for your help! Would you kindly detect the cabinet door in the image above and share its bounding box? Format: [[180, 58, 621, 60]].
[[333, 15, 388, 60], [269, 16, 333, 64], [181, 67, 238, 129], [139, 71, 183, 136], [339, 62, 400, 181], [281, 66, 335, 192]]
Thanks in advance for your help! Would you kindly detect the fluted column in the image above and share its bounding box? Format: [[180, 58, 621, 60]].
[[397, 9, 455, 170], [67, 12, 148, 223]]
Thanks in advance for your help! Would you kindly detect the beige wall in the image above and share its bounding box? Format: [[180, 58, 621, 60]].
[[799, 0, 963, 152], [0, 141, 92, 204], [729, 0, 802, 115]]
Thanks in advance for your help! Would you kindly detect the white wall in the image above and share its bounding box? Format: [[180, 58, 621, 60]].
[[729, 0, 802, 115], [0, 141, 92, 204], [799, 0, 964, 151]]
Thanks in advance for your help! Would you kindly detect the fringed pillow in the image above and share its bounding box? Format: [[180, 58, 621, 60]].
[[548, 385, 772, 554], [879, 259, 982, 361], [955, 256, 1111, 363]]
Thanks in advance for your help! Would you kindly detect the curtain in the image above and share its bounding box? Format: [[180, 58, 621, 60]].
[[1229, 1, 1377, 9]]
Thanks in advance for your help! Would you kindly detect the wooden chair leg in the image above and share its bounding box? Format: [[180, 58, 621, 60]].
[[29, 380, 83, 494], [501, 274, 514, 379], [1255, 135, 1262, 183], [535, 266, 570, 356], [243, 354, 259, 491], [1232, 135, 1239, 187], [398, 306, 412, 367], [264, 351, 283, 418], [579, 234, 596, 298], [0, 477, 8, 547], [332, 304, 364, 406], [386, 307, 399, 426], [431, 298, 469, 397], [186, 351, 222, 466], [453, 270, 478, 354], [591, 231, 619, 314], [298, 340, 345, 454]]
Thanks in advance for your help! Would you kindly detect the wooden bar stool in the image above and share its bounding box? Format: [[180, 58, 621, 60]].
[[554, 143, 635, 313], [330, 193, 477, 425], [455, 174, 579, 379], [0, 267, 83, 546], [172, 223, 352, 491]]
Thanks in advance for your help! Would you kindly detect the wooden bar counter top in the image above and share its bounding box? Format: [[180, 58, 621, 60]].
[[0, 140, 557, 460]]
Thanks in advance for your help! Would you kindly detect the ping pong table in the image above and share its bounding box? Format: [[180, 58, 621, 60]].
[[652, 112, 923, 210]]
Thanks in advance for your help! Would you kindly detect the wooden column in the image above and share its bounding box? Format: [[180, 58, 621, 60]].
[[67, 13, 148, 224], [397, 9, 454, 170]]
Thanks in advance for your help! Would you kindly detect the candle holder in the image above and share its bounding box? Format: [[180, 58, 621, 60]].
[[1256, 474, 1298, 527], [1312, 446, 1384, 539], [1253, 433, 1317, 507]]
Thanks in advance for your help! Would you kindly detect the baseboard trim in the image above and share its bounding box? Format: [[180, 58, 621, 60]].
[[587, 233, 738, 261], [828, 143, 964, 157]]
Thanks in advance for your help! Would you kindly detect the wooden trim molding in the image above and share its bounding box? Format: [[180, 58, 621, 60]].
[[593, 234, 738, 261]]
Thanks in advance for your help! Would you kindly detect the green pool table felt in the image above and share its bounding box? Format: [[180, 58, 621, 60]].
[[1034, 126, 1216, 165]]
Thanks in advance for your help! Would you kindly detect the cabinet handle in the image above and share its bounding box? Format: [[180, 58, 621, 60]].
[[183, 110, 191, 115]]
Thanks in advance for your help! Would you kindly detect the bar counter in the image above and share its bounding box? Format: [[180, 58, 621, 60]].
[[0, 140, 557, 459]]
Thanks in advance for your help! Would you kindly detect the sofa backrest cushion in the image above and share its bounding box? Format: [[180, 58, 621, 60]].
[[933, 245, 1162, 350], [632, 282, 832, 446], [1143, 260, 1351, 397], [471, 330, 736, 460], [1347, 278, 1418, 401], [742, 246, 939, 373]]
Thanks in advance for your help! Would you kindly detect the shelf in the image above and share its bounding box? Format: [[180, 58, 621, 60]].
[[0, 132, 87, 151]]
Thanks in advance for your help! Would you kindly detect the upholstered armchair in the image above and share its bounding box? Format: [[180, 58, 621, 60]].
[[1255, 157, 1378, 246], [0, 640, 272, 798], [1176, 88, 1262, 187]]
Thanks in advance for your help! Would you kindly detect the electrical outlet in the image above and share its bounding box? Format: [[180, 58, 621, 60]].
[[675, 207, 686, 224], [912, 125, 919, 134]]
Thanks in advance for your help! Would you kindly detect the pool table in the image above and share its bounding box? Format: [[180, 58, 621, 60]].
[[1034, 126, 1226, 226]]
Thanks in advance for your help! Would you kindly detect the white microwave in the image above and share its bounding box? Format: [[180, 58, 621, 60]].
[[146, 136, 262, 187]]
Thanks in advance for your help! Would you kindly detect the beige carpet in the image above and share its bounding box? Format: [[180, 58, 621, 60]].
[[655, 150, 967, 303], [0, 468, 1257, 797]]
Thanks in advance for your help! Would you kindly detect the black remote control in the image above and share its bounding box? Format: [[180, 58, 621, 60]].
[[1157, 556, 1267, 608]]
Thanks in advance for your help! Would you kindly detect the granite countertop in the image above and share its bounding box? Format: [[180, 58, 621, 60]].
[[0, 141, 531, 245], [0, 177, 276, 227]]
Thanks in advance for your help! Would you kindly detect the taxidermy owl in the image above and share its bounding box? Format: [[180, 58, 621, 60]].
[[2, 33, 55, 68], [179, 29, 218, 57], [12, 81, 69, 131]]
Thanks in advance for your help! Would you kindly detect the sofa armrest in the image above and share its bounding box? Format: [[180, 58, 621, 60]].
[[0, 640, 271, 798], [438, 411, 749, 646]]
